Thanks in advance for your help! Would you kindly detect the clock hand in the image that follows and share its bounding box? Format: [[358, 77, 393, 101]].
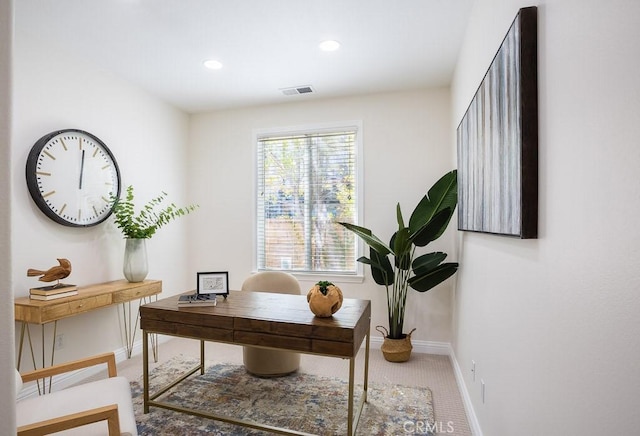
[[79, 149, 85, 190]]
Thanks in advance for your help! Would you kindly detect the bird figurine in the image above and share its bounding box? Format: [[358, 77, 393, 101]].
[[27, 258, 72, 286]]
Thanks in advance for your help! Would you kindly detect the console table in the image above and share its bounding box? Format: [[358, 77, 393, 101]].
[[15, 279, 162, 392], [140, 290, 371, 435]]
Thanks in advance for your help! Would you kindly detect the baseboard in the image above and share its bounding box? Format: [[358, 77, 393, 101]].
[[448, 345, 483, 436], [17, 359, 107, 400], [367, 335, 451, 355]]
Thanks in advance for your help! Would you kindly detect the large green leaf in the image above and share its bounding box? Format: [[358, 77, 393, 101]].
[[396, 203, 405, 229], [389, 230, 411, 270], [408, 262, 458, 292], [408, 170, 458, 236], [360, 248, 394, 286], [411, 207, 453, 247], [392, 227, 412, 257], [428, 169, 458, 214], [337, 222, 392, 256], [412, 252, 448, 276]]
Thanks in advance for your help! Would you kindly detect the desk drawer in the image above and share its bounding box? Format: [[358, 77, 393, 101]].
[[41, 295, 112, 320], [113, 283, 161, 303], [69, 295, 111, 314]]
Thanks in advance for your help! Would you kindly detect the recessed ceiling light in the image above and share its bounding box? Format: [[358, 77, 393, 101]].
[[319, 40, 340, 52], [203, 59, 223, 70]]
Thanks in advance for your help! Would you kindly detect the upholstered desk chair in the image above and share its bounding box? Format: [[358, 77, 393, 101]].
[[16, 352, 137, 436], [241, 271, 301, 377]]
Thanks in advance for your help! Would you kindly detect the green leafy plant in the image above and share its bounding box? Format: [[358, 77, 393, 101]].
[[337, 170, 459, 339], [316, 280, 334, 295], [111, 185, 198, 239]]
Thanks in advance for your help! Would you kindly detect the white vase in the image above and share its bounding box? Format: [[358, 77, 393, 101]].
[[123, 238, 148, 282]]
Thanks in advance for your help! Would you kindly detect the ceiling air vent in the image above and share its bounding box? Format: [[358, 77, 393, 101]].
[[281, 85, 314, 96]]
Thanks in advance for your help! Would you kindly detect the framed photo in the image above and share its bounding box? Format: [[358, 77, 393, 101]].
[[197, 271, 229, 297], [457, 6, 538, 238]]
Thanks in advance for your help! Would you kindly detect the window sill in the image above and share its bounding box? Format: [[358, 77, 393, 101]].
[[253, 270, 364, 284]]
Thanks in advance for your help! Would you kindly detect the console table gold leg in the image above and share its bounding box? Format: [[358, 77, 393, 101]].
[[17, 322, 46, 396], [17, 321, 26, 369], [122, 301, 133, 358], [41, 324, 44, 380], [122, 296, 159, 362], [144, 295, 159, 362], [24, 323, 42, 395], [24, 321, 56, 395], [48, 321, 58, 393], [120, 296, 158, 362]]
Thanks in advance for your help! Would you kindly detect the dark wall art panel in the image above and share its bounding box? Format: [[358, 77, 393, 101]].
[[457, 6, 538, 238]]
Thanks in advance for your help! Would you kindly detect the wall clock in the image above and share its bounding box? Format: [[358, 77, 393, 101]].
[[26, 129, 121, 227]]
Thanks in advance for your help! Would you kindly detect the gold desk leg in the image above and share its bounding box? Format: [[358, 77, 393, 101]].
[[348, 357, 355, 436], [200, 340, 205, 375], [143, 329, 149, 414], [349, 325, 370, 435], [364, 325, 370, 400]]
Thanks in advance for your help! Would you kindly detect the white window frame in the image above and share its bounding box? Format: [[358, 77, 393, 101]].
[[252, 121, 364, 283]]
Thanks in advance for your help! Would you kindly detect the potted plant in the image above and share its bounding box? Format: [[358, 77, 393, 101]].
[[337, 170, 458, 362], [112, 185, 198, 282]]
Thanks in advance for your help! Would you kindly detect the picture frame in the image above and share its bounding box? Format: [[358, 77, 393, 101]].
[[456, 6, 538, 238], [197, 271, 229, 297]]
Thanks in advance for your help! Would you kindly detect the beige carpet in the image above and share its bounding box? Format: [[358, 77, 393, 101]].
[[116, 337, 472, 435]]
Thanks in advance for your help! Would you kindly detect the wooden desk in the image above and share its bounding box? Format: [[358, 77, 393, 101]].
[[140, 290, 371, 435], [15, 279, 162, 383]]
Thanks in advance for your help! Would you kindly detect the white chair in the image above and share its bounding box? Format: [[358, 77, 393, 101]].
[[241, 271, 301, 377], [16, 352, 137, 436]]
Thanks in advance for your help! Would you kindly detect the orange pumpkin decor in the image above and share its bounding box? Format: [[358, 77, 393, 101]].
[[307, 281, 343, 317]]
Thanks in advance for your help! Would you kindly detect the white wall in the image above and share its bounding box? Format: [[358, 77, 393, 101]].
[[451, 0, 640, 434], [188, 89, 458, 343], [1, 0, 15, 433], [11, 23, 193, 365]]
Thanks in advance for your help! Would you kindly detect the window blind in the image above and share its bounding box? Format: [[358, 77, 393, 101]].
[[256, 129, 358, 274]]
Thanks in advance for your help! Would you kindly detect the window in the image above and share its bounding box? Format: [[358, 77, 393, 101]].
[[256, 123, 361, 276]]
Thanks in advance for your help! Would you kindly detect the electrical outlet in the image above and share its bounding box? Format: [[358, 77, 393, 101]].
[[54, 334, 64, 350], [481, 379, 486, 403], [471, 360, 476, 381]]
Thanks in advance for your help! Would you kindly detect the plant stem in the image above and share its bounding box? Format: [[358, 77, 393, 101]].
[[387, 247, 415, 339]]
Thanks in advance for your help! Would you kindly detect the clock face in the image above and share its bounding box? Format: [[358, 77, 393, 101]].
[[26, 129, 121, 227]]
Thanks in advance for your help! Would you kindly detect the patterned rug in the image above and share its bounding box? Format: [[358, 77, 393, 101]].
[[131, 356, 435, 435]]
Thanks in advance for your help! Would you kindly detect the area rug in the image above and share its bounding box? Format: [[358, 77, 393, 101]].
[[130, 355, 435, 435]]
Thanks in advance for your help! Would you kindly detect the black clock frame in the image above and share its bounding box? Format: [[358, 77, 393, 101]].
[[25, 128, 122, 227]]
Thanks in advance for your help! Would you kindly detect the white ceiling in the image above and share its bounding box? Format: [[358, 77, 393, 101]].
[[16, 0, 473, 114]]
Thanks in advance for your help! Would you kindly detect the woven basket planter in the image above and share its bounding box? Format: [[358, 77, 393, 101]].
[[376, 327, 416, 362]]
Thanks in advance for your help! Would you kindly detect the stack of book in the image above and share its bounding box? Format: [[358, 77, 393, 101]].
[[177, 293, 217, 307], [29, 284, 78, 301]]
